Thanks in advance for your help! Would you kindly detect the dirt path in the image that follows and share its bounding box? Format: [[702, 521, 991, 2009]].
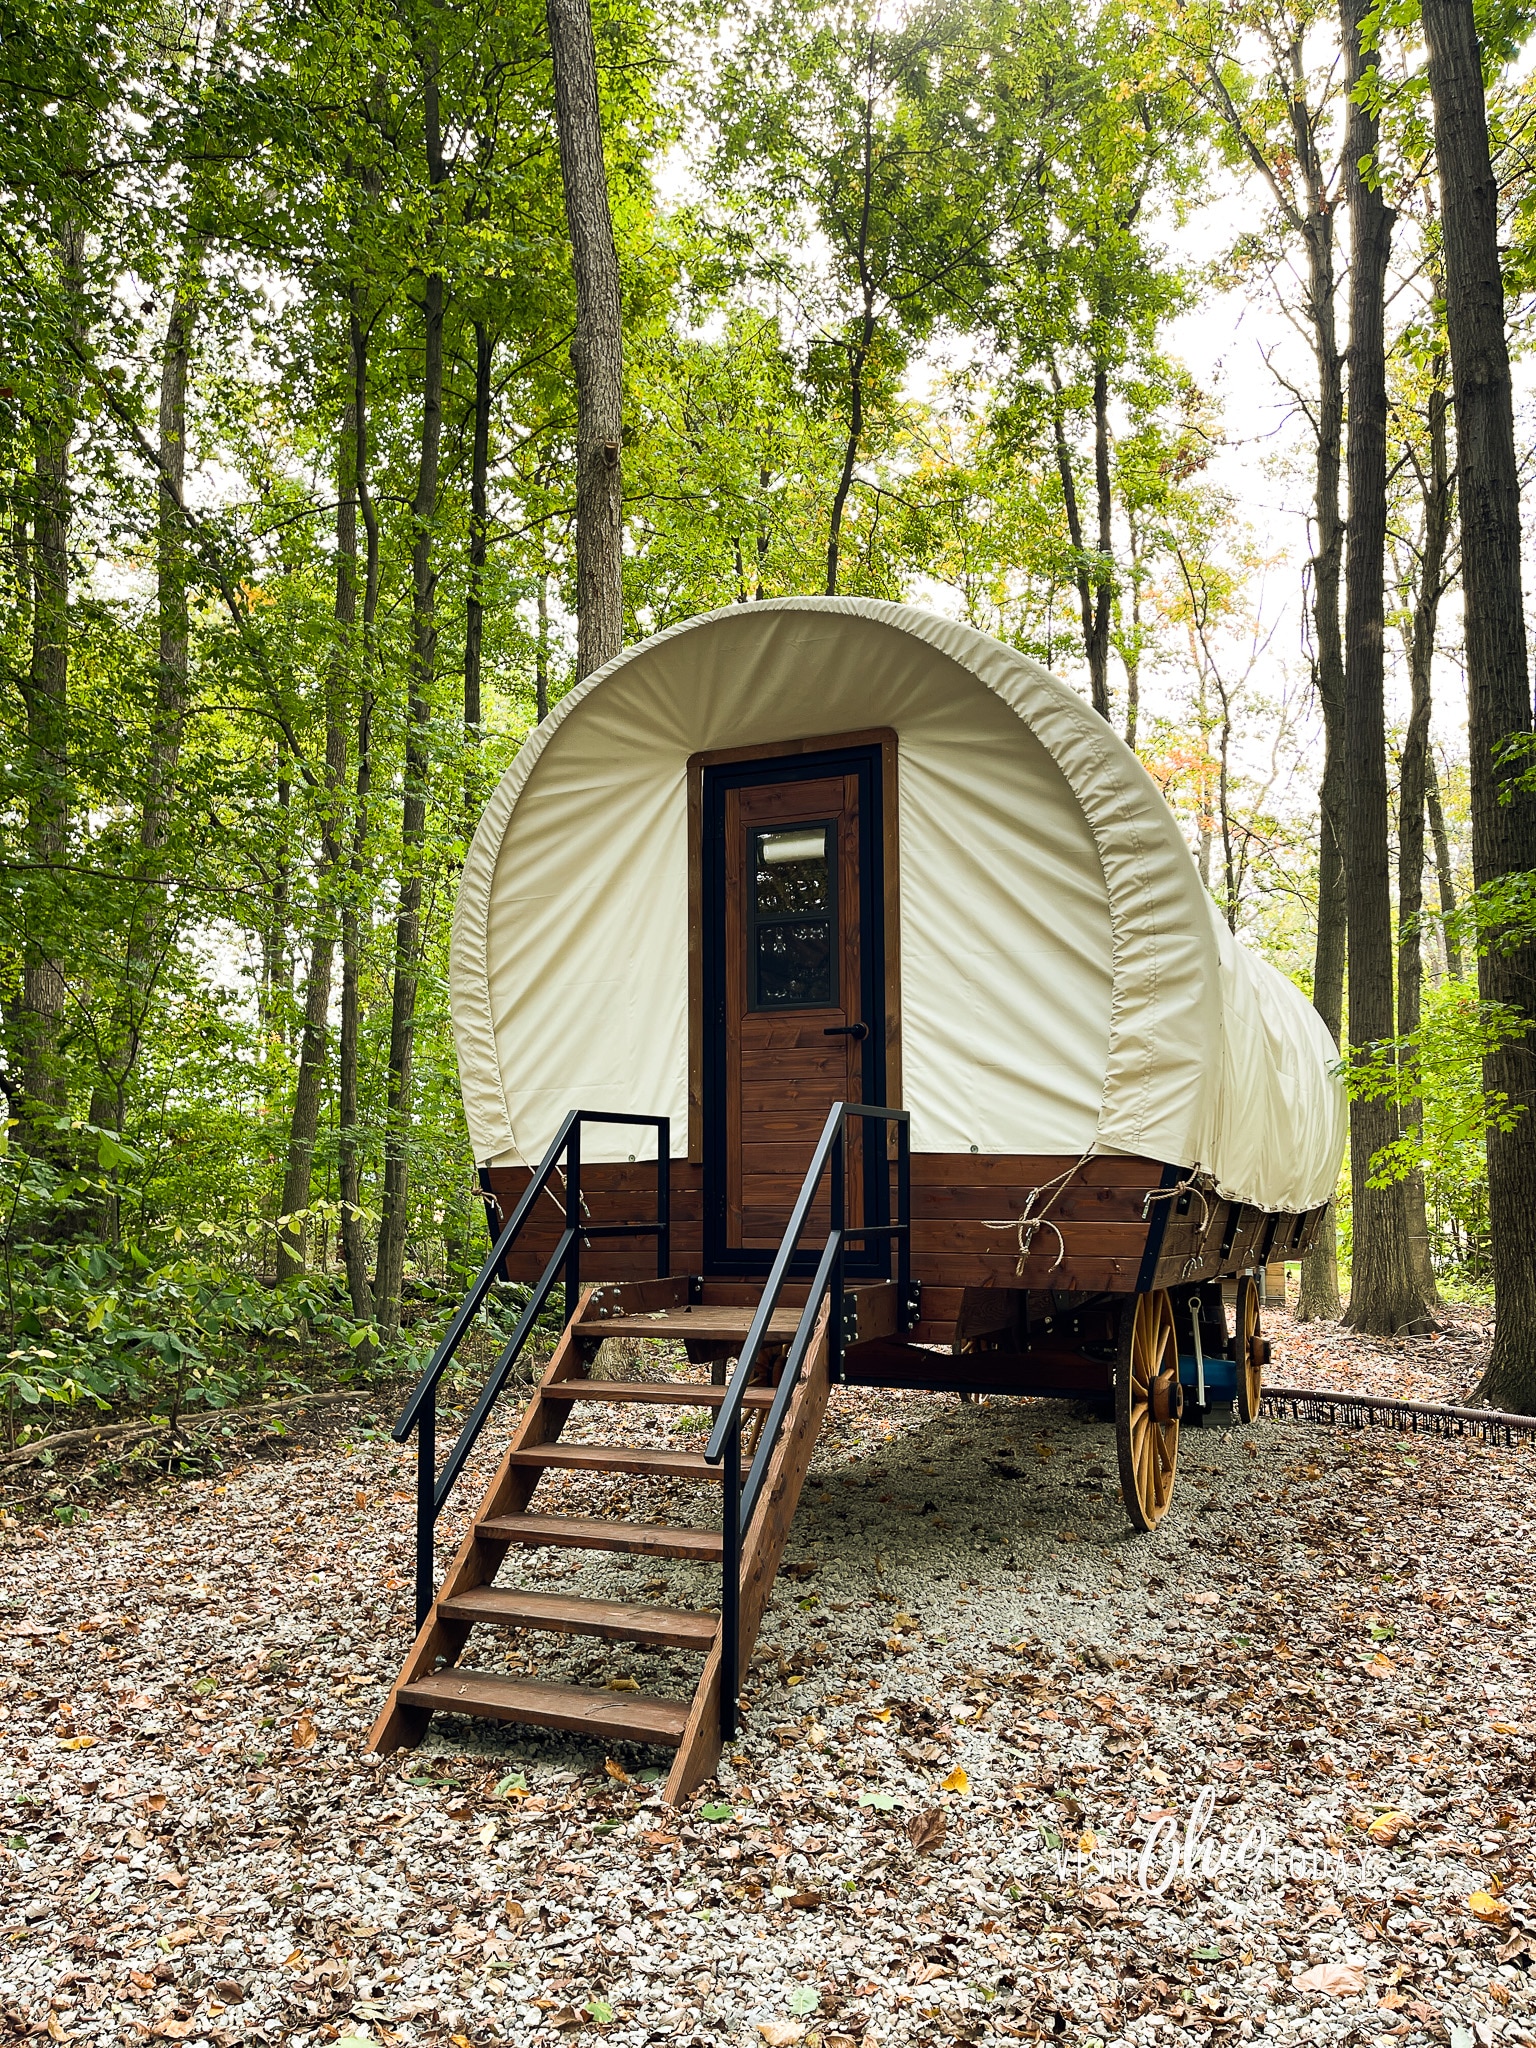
[[2, 1312, 1533, 2048]]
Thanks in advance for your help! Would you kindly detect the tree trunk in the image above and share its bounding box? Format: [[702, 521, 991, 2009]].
[[275, 397, 355, 1283], [535, 567, 551, 720], [339, 304, 377, 1324], [826, 310, 873, 597], [1050, 359, 1112, 722], [374, 68, 446, 1339], [87, 248, 202, 1184], [465, 319, 492, 737], [16, 209, 86, 1157], [1339, 0, 1421, 1337], [1423, 0, 1536, 1406], [1425, 753, 1464, 978], [1396, 369, 1451, 1310], [547, 0, 623, 678], [1296, 136, 1348, 1324]]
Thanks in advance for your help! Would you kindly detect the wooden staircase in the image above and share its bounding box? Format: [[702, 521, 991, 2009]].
[[368, 1278, 838, 1802]]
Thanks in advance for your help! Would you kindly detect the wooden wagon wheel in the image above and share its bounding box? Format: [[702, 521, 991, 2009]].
[[1233, 1274, 1268, 1425], [1115, 1288, 1183, 1532]]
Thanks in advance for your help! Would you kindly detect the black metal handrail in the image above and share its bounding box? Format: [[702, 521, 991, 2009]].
[[394, 1110, 670, 1629], [705, 1100, 910, 1739]]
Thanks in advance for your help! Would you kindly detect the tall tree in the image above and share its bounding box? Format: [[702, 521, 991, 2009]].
[[374, 33, 448, 1338], [547, 0, 623, 678], [1339, 0, 1423, 1336], [1395, 360, 1453, 1308], [1422, 0, 1536, 1406]]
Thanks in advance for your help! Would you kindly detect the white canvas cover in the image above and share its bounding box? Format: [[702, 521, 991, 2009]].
[[451, 599, 1345, 1214]]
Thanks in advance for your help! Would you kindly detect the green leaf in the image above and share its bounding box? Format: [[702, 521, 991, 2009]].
[[494, 1773, 527, 1797], [856, 1790, 896, 1811], [787, 1985, 819, 2014], [584, 1999, 614, 2023], [95, 1130, 143, 1171], [698, 1801, 735, 1821]]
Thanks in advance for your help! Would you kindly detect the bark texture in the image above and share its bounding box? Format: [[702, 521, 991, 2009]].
[[16, 209, 86, 1155], [1396, 370, 1452, 1309], [547, 0, 623, 676], [275, 400, 355, 1282], [374, 74, 446, 1336], [1423, 0, 1536, 1406], [1339, 0, 1423, 1336]]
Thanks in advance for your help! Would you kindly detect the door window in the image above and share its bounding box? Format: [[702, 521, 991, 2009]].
[[750, 823, 836, 1007]]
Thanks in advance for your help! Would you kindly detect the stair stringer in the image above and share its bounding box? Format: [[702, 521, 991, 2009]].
[[663, 1299, 833, 1805], [368, 1290, 596, 1755]]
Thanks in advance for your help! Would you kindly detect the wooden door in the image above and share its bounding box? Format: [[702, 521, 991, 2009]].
[[701, 745, 887, 1273]]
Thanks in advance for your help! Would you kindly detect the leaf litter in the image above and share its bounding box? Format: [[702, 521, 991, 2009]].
[[0, 1305, 1533, 2047]]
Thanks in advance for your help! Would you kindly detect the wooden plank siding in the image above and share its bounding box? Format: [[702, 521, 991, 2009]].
[[479, 1157, 1326, 1348]]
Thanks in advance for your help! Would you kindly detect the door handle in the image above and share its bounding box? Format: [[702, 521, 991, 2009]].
[[824, 1023, 869, 1041]]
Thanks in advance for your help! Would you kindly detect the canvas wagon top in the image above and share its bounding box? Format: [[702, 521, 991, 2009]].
[[450, 597, 1344, 1215]]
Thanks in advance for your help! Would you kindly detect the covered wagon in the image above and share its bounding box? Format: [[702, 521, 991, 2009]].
[[372, 598, 1345, 1789]]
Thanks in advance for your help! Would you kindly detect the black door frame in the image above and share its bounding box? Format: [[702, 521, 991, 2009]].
[[700, 741, 888, 1278]]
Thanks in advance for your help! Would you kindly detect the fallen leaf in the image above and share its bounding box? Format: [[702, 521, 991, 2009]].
[[1363, 1655, 1394, 1679], [908, 1807, 947, 1855], [757, 2026, 806, 2047], [57, 1736, 97, 1751], [915, 1962, 949, 1983], [1296, 1963, 1367, 1996], [548, 2009, 583, 2033], [604, 1677, 639, 1692], [1468, 1891, 1512, 1926], [785, 1889, 823, 1909], [604, 1757, 631, 1783], [1365, 1810, 1414, 1846], [940, 1766, 969, 1794], [291, 1713, 317, 1749], [46, 2017, 71, 2044]]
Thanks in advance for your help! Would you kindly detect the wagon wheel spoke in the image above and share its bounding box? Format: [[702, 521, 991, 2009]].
[[1117, 1287, 1180, 1532], [1235, 1275, 1264, 1426]]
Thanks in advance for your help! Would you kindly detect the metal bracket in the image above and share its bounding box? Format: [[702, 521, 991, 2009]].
[[841, 1291, 860, 1347], [688, 1273, 705, 1304], [902, 1283, 922, 1331]]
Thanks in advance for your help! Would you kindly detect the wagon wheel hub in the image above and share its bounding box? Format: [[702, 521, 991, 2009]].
[[1150, 1368, 1184, 1427]]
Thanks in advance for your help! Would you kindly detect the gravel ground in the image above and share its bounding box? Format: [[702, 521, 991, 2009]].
[[2, 1306, 1533, 2048]]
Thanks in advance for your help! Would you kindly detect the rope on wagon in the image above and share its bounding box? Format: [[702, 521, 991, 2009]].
[[1139, 1166, 1213, 1231], [982, 1151, 1093, 1278]]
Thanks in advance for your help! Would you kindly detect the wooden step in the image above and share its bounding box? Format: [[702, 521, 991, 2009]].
[[580, 1307, 803, 1340], [395, 1667, 690, 1745], [437, 1584, 718, 1649], [541, 1381, 774, 1409], [477, 1511, 725, 1561], [508, 1443, 726, 1481]]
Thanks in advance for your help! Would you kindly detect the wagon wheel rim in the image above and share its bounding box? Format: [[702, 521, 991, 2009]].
[[1115, 1288, 1180, 1532], [1234, 1275, 1263, 1425]]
